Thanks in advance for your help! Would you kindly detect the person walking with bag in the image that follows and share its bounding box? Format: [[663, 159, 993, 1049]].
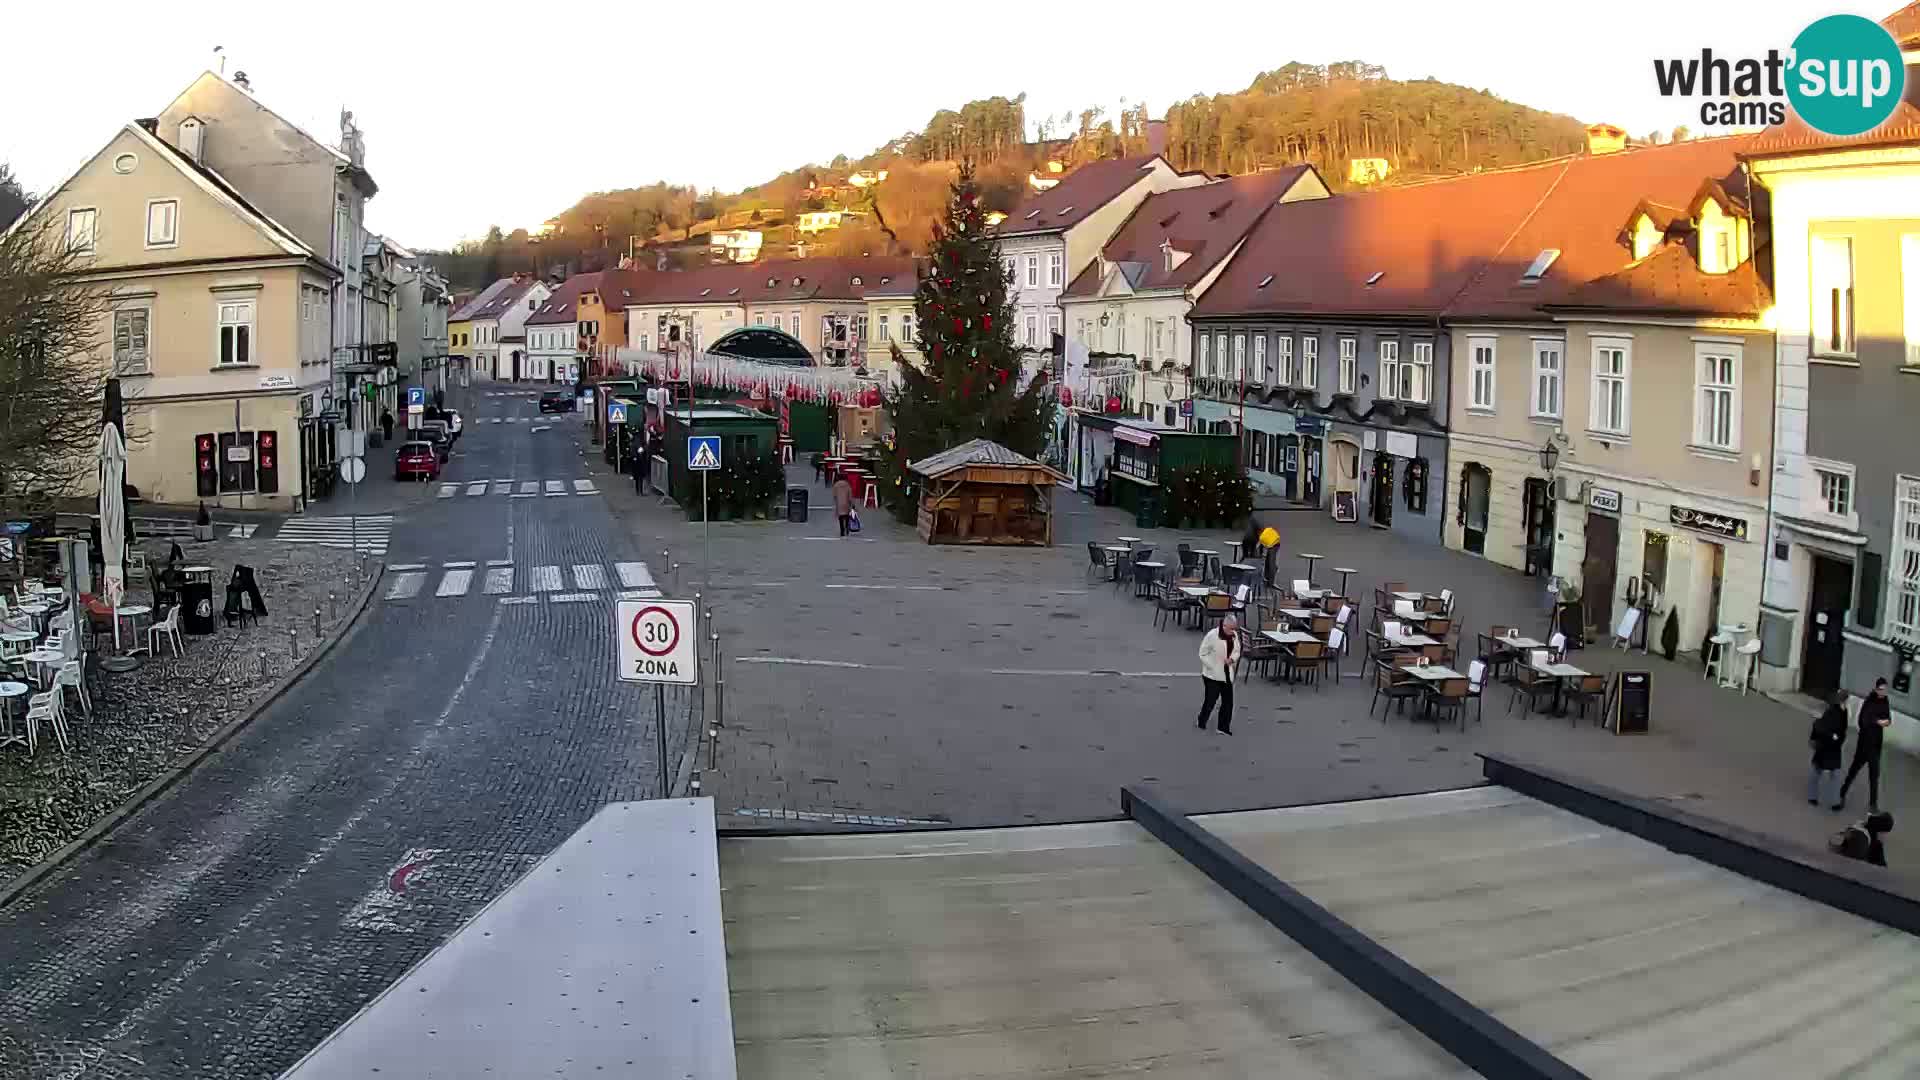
[[1809, 689, 1848, 806], [1197, 614, 1240, 735], [1837, 677, 1893, 811], [832, 474, 854, 538]]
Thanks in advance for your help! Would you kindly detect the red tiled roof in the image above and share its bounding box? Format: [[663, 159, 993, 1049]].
[[608, 256, 919, 308], [527, 272, 600, 326], [1547, 242, 1770, 318], [1742, 100, 1920, 158], [996, 154, 1166, 237], [1444, 136, 1754, 319], [1062, 167, 1318, 299], [469, 277, 541, 321]]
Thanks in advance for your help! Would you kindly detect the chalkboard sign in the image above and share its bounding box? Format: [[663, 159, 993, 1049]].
[[1614, 607, 1640, 648], [1611, 671, 1651, 734], [1333, 490, 1358, 523]]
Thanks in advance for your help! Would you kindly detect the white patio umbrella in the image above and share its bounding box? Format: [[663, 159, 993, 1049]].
[[98, 415, 128, 657]]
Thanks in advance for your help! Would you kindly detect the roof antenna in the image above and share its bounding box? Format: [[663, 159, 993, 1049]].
[[214, 44, 225, 75]]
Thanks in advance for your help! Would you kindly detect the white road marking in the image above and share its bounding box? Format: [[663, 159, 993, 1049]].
[[226, 524, 257, 539], [486, 558, 513, 567], [509, 493, 537, 499], [487, 417, 503, 424], [823, 584, 943, 591], [571, 564, 606, 590], [491, 481, 513, 496], [443, 560, 476, 568], [497, 596, 537, 606], [736, 657, 866, 668], [483, 567, 513, 595], [529, 565, 562, 592], [518, 481, 539, 494], [544, 480, 565, 495], [530, 425, 552, 433], [465, 482, 487, 496], [549, 592, 598, 603], [435, 569, 473, 597], [437, 485, 457, 499], [614, 562, 655, 589], [573, 479, 598, 494], [385, 573, 425, 600], [617, 589, 663, 600], [386, 563, 426, 572]]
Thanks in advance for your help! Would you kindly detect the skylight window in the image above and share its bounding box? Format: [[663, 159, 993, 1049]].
[[1364, 271, 1385, 287], [1059, 205, 1075, 215], [851, 276, 862, 286], [700, 288, 711, 297], [1257, 274, 1274, 288], [1521, 249, 1561, 282], [1024, 209, 1040, 220], [767, 277, 776, 287], [728, 288, 740, 296]]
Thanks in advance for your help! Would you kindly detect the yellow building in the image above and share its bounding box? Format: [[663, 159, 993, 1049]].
[[14, 120, 339, 510]]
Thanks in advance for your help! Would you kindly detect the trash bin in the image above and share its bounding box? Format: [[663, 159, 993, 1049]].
[[786, 487, 809, 524], [181, 579, 216, 635], [1134, 491, 1161, 530]]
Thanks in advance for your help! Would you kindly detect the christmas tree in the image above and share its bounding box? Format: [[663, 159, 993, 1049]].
[[872, 164, 1056, 521]]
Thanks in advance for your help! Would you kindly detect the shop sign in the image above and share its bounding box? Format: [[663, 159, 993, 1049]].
[[1589, 486, 1622, 514], [1293, 414, 1327, 436], [1669, 504, 1749, 541], [1383, 431, 1418, 459]]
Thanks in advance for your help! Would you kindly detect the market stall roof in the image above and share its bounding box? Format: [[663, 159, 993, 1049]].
[[705, 327, 812, 365], [907, 438, 1063, 480]]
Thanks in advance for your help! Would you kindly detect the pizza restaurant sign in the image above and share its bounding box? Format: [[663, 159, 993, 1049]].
[[1670, 504, 1749, 542]]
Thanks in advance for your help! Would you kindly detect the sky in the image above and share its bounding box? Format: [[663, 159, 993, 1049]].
[[0, 0, 1839, 250]]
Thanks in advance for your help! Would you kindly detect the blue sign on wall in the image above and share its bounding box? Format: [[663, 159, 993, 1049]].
[[687, 435, 722, 471]]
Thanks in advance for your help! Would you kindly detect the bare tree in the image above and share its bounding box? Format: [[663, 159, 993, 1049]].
[[0, 163, 29, 229], [0, 210, 117, 513]]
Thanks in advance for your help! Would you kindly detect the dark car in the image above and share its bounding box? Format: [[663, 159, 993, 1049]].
[[539, 390, 576, 413], [394, 441, 441, 482]]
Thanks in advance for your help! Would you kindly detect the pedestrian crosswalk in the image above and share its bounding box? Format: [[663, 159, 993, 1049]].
[[273, 515, 394, 556], [382, 560, 662, 604], [483, 416, 550, 424], [436, 478, 598, 500]]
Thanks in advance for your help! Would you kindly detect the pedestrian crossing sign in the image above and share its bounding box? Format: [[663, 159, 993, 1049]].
[[688, 436, 721, 471]]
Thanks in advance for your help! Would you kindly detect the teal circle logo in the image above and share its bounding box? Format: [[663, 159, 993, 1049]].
[[1787, 14, 1905, 137]]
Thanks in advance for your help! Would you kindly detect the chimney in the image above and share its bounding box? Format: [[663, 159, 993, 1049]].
[[232, 70, 251, 91], [1585, 123, 1627, 155]]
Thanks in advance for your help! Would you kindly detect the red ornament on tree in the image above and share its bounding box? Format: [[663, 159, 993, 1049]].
[[1059, 385, 1074, 407], [1106, 395, 1123, 414], [983, 315, 992, 331], [829, 389, 844, 406]]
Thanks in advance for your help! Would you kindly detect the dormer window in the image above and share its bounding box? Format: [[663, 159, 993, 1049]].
[[1207, 201, 1231, 219], [1257, 274, 1274, 289], [700, 288, 711, 297], [1059, 205, 1075, 215], [1520, 249, 1561, 283], [1364, 271, 1385, 287], [767, 277, 776, 287], [851, 276, 862, 286], [1024, 209, 1040, 220], [792, 276, 803, 286], [728, 288, 740, 296], [178, 117, 204, 162], [879, 277, 890, 285]]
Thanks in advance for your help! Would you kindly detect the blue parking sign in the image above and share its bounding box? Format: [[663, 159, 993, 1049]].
[[687, 436, 721, 471], [407, 386, 425, 407]]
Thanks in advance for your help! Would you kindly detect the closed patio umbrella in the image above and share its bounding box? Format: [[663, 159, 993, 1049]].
[[98, 379, 133, 669]]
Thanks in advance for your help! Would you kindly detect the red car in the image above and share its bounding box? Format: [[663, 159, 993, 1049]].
[[395, 440, 441, 482]]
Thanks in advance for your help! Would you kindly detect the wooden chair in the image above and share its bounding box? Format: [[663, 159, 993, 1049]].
[[1198, 591, 1233, 632], [1508, 664, 1557, 715], [1239, 626, 1281, 683], [1369, 660, 1422, 719], [1419, 641, 1450, 664], [1153, 582, 1193, 631], [1323, 595, 1348, 618], [1288, 639, 1327, 690], [1308, 613, 1333, 638], [1427, 676, 1471, 730], [1423, 616, 1452, 639], [1382, 581, 1407, 595], [1567, 673, 1608, 725]]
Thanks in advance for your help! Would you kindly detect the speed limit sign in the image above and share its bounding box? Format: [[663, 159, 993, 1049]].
[[616, 598, 697, 684]]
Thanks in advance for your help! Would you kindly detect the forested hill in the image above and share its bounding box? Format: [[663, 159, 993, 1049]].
[[425, 61, 1590, 289]]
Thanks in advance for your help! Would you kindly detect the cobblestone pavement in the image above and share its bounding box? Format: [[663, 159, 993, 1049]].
[[592, 459, 1914, 864], [0, 381, 692, 1079], [0, 541, 366, 883]]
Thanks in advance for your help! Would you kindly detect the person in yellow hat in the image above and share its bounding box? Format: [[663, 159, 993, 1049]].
[[1241, 518, 1281, 588]]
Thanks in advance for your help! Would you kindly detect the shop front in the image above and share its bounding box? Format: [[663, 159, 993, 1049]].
[[1356, 426, 1445, 543]]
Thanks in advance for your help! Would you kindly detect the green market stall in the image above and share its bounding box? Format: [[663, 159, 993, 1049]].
[[663, 403, 783, 519]]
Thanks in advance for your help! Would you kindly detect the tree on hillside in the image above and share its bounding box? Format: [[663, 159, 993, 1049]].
[[869, 165, 1055, 523], [0, 163, 29, 229], [0, 210, 118, 512]]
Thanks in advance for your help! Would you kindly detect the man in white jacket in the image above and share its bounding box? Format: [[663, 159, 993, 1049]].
[[1197, 615, 1240, 734]]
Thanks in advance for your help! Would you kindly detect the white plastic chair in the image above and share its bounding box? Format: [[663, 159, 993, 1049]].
[[1383, 619, 1403, 641], [56, 660, 90, 719], [1336, 605, 1352, 627], [1548, 631, 1567, 660], [1732, 637, 1761, 693], [1703, 631, 1733, 682], [1394, 599, 1418, 619], [1232, 584, 1251, 613], [1291, 578, 1312, 597], [148, 606, 184, 659], [26, 689, 69, 754]]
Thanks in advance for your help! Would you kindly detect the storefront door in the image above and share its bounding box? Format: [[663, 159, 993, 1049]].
[[1370, 455, 1394, 527], [1461, 464, 1491, 555], [1582, 510, 1619, 632], [1801, 554, 1852, 695], [1281, 437, 1300, 501], [1301, 439, 1322, 505], [1522, 478, 1554, 576]]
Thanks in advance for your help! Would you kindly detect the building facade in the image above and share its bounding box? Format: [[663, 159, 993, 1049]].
[[526, 273, 593, 383], [396, 263, 452, 395], [465, 276, 549, 381]]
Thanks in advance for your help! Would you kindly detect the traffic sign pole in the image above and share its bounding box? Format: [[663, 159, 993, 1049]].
[[655, 683, 668, 798], [702, 469, 711, 597]]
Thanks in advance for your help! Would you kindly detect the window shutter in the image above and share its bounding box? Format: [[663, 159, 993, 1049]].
[[1859, 550, 1882, 629], [1456, 464, 1470, 524]]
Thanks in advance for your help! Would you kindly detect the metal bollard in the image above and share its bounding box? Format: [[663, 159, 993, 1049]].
[[258, 650, 268, 680], [329, 591, 337, 621], [313, 606, 322, 640], [288, 626, 299, 661], [711, 630, 724, 730]]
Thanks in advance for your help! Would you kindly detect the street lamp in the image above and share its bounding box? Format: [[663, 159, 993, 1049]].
[[1538, 438, 1560, 472]]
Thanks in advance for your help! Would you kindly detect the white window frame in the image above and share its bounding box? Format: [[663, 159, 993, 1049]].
[[1811, 234, 1855, 357], [66, 207, 96, 254], [1338, 337, 1356, 393], [1025, 255, 1038, 287], [1467, 335, 1496, 411], [1808, 458, 1857, 529], [1199, 332, 1212, 376], [1232, 333, 1246, 382], [1151, 319, 1164, 359], [145, 198, 179, 249], [1025, 313, 1038, 347], [1045, 311, 1060, 344], [1531, 339, 1563, 419], [877, 314, 890, 341], [1047, 252, 1063, 287], [1002, 256, 1016, 284], [1589, 337, 1631, 436], [1406, 340, 1432, 403], [1904, 235, 1920, 368], [113, 307, 151, 375], [1275, 335, 1292, 384], [1692, 342, 1741, 452], [902, 312, 915, 344], [1893, 475, 1920, 640], [1252, 335, 1268, 382], [1378, 340, 1400, 400], [1301, 335, 1318, 389], [216, 298, 256, 367]]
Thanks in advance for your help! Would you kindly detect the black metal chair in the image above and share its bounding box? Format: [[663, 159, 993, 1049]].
[[1369, 660, 1423, 719], [1153, 582, 1193, 631], [1085, 542, 1109, 583]]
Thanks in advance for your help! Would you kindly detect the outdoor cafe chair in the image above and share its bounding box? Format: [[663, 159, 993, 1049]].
[[1153, 582, 1194, 631], [1198, 591, 1233, 632], [1324, 627, 1349, 683], [1289, 639, 1328, 690], [1393, 599, 1419, 620], [1291, 578, 1312, 598], [1440, 587, 1455, 613], [1426, 676, 1471, 730], [25, 689, 70, 755], [1309, 612, 1333, 638], [148, 606, 184, 658], [55, 660, 90, 721], [1423, 616, 1452, 639], [1176, 543, 1198, 578], [1465, 659, 1488, 724], [1239, 626, 1280, 683], [1369, 660, 1422, 719], [1085, 542, 1110, 583], [1382, 581, 1407, 594], [1567, 673, 1608, 725], [1508, 662, 1557, 716], [1548, 631, 1568, 662]]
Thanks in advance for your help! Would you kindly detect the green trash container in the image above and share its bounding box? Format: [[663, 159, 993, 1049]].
[[1134, 491, 1161, 530]]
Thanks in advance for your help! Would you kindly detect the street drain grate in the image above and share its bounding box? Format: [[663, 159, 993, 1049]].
[[732, 807, 950, 827]]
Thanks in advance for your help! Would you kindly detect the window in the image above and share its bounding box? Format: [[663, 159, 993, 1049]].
[[1893, 476, 1920, 640], [1531, 340, 1562, 418], [113, 309, 150, 375], [217, 299, 254, 366], [1590, 338, 1630, 435], [1025, 255, 1038, 287], [1811, 235, 1854, 356], [1904, 235, 1920, 367], [902, 313, 915, 343], [66, 208, 96, 254], [1252, 335, 1268, 382], [1338, 337, 1356, 393], [772, 315, 783, 332], [146, 199, 179, 247], [1046, 311, 1060, 343], [1405, 341, 1432, 402], [1217, 333, 1230, 379], [1693, 344, 1740, 451], [1152, 320, 1164, 359], [1817, 467, 1854, 518], [1468, 336, 1496, 410], [1025, 313, 1038, 346], [1302, 336, 1318, 389], [1378, 340, 1400, 399], [1002, 256, 1016, 283], [789, 310, 800, 334], [1232, 334, 1246, 381], [1047, 252, 1062, 287], [1275, 335, 1292, 384], [878, 314, 890, 341], [1404, 457, 1429, 514], [1199, 333, 1212, 376]]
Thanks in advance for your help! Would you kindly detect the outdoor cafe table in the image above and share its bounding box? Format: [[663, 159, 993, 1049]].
[[1261, 629, 1322, 682], [1332, 566, 1358, 597], [1402, 663, 1467, 720], [0, 680, 27, 749], [113, 603, 153, 655], [1117, 535, 1142, 546], [23, 649, 62, 689], [1294, 586, 1330, 603], [1502, 634, 1548, 650], [1102, 545, 1133, 581], [1178, 585, 1218, 600], [1388, 632, 1441, 648], [17, 602, 50, 633], [1300, 553, 1324, 584], [1189, 548, 1220, 581], [1527, 660, 1591, 715], [1274, 607, 1318, 626]]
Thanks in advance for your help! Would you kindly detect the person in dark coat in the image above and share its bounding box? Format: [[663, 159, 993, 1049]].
[[1836, 677, 1893, 812], [379, 408, 395, 443], [1833, 810, 1892, 868], [1808, 689, 1848, 806]]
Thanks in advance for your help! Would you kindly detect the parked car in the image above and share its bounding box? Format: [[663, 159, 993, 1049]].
[[539, 390, 576, 413], [394, 441, 441, 481], [418, 420, 452, 460]]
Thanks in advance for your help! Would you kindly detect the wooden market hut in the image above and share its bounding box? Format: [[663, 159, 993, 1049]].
[[908, 439, 1067, 546]]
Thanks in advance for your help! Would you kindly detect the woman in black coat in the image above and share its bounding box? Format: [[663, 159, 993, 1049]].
[[1808, 690, 1848, 806]]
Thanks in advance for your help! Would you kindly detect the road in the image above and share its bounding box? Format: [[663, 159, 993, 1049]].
[[0, 385, 686, 1080]]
